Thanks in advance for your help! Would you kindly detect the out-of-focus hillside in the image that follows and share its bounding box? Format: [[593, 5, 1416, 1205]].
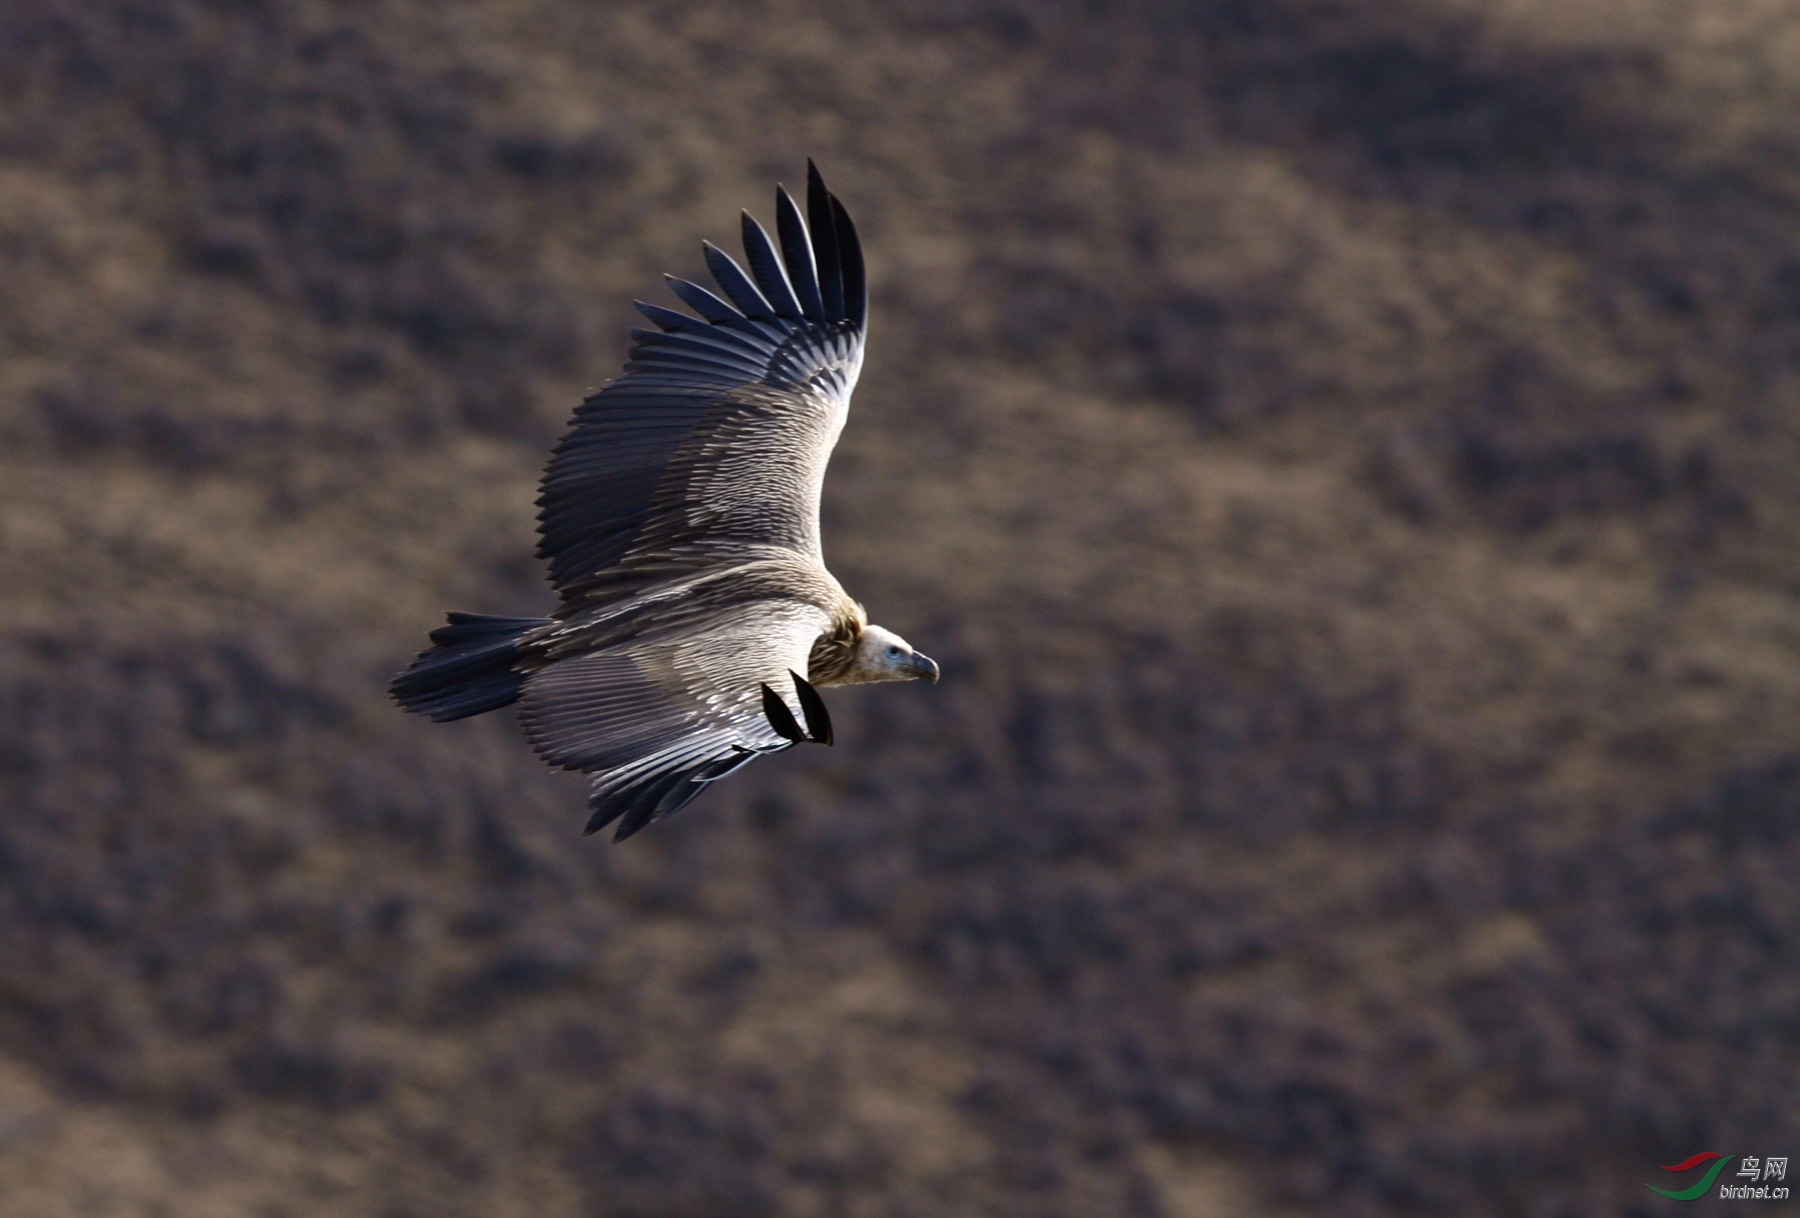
[[2, 1, 1799, 1214]]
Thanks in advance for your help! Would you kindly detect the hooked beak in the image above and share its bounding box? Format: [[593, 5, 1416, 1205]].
[[909, 651, 940, 683]]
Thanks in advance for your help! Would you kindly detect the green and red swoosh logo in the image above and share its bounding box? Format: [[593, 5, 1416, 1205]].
[[1647, 1152, 1735, 1200]]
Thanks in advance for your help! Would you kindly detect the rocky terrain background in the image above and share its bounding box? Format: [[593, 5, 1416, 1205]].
[[2, 0, 1799, 1214]]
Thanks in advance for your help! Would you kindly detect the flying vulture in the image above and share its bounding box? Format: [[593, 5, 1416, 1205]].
[[391, 164, 938, 840]]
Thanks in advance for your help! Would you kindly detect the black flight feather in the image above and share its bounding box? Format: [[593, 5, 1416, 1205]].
[[776, 184, 825, 322], [584, 800, 624, 837], [739, 212, 805, 320], [702, 241, 775, 319], [807, 160, 844, 322], [612, 786, 667, 841], [761, 683, 807, 743], [790, 670, 833, 745], [634, 300, 707, 334], [829, 193, 867, 332], [665, 275, 742, 323]]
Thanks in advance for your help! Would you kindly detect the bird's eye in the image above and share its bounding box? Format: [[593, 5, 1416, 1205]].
[[886, 646, 902, 658]]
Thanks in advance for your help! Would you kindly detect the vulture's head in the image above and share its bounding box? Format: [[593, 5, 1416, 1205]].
[[848, 624, 939, 685]]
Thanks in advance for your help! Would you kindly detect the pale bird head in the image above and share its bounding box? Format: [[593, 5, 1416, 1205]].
[[848, 624, 939, 685]]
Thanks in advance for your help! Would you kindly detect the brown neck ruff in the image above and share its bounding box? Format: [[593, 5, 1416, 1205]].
[[807, 603, 865, 685]]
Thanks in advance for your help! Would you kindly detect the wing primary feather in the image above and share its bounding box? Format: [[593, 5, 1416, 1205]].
[[702, 241, 776, 319], [739, 212, 805, 320], [654, 765, 712, 814], [828, 193, 867, 332], [665, 275, 743, 322], [613, 786, 667, 841], [776, 184, 826, 322], [584, 800, 624, 836], [790, 671, 833, 746], [761, 683, 807, 743], [807, 160, 844, 322], [626, 754, 715, 838], [634, 300, 707, 334]]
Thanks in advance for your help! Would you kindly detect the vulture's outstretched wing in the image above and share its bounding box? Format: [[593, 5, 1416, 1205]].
[[518, 596, 834, 840], [538, 162, 867, 610]]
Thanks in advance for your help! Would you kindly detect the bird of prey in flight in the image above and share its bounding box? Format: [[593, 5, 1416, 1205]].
[[392, 163, 938, 840]]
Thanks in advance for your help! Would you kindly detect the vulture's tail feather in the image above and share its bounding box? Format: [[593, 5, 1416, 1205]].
[[390, 612, 550, 722]]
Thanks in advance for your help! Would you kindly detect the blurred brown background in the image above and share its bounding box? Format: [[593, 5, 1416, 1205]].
[[2, 0, 1799, 1214]]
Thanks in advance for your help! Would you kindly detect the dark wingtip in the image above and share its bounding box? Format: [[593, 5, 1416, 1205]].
[[611, 780, 669, 841], [775, 183, 825, 322], [702, 240, 775, 319], [828, 192, 866, 333], [664, 274, 743, 324], [762, 682, 807, 743], [739, 210, 804, 320], [806, 160, 844, 321], [789, 670, 834, 746]]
